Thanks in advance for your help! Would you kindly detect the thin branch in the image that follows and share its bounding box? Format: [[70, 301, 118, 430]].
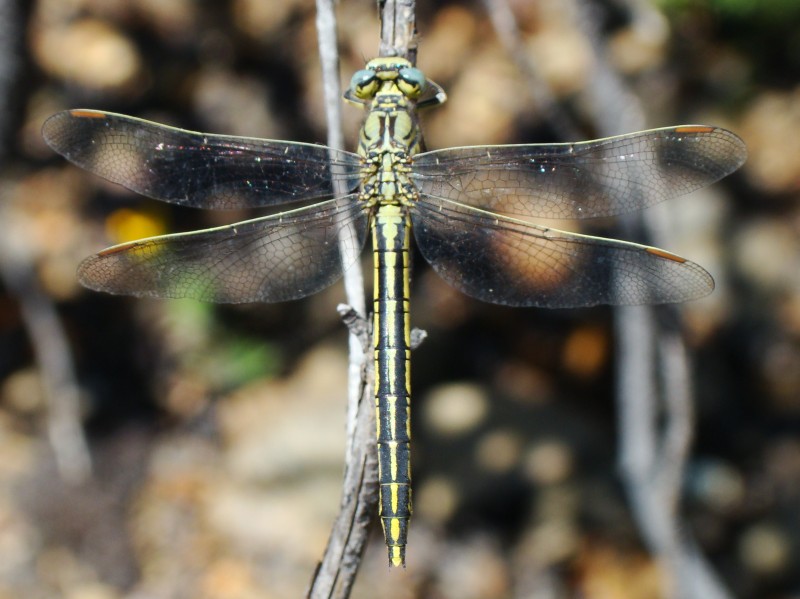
[[307, 328, 377, 598], [315, 0, 367, 453], [658, 331, 731, 599], [573, 0, 731, 596], [658, 331, 693, 512], [482, 0, 584, 140], [0, 0, 91, 484], [378, 0, 417, 61], [307, 0, 376, 596], [309, 1, 420, 591], [0, 204, 92, 484]]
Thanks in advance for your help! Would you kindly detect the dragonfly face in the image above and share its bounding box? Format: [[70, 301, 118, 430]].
[[41, 58, 747, 567]]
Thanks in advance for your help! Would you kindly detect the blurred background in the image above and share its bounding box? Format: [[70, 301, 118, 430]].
[[2, 0, 799, 597]]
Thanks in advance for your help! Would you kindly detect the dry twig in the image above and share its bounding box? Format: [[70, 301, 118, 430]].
[[307, 0, 420, 595], [307, 1, 375, 596], [482, 0, 583, 140], [574, 0, 731, 596], [0, 0, 91, 484]]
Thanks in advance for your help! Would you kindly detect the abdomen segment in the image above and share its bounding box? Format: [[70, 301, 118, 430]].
[[372, 203, 412, 567]]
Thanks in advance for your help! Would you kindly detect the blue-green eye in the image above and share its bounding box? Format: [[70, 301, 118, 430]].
[[349, 69, 378, 99], [397, 67, 426, 98], [350, 69, 375, 88], [399, 67, 425, 87]]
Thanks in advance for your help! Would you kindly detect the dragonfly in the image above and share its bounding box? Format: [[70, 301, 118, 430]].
[[42, 56, 747, 567]]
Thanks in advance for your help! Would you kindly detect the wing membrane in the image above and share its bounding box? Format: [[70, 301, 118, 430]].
[[78, 196, 369, 303], [42, 110, 362, 210], [411, 195, 714, 308], [411, 126, 746, 220]]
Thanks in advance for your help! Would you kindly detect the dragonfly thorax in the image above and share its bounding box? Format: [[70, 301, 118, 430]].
[[358, 147, 417, 208], [355, 66, 423, 208]]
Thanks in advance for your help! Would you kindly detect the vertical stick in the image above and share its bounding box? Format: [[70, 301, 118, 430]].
[[378, 0, 418, 62], [307, 0, 378, 596], [573, 0, 731, 596]]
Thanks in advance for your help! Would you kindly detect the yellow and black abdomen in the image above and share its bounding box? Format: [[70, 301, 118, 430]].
[[372, 202, 412, 567]]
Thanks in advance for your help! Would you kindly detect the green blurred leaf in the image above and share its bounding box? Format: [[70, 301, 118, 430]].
[[202, 335, 283, 390], [657, 0, 800, 19]]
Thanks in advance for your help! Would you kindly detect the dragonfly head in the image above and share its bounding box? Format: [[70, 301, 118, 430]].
[[344, 57, 447, 109]]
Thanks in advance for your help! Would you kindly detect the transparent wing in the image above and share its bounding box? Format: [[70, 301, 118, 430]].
[[411, 126, 746, 220], [411, 195, 714, 308], [78, 196, 369, 303], [42, 110, 363, 210]]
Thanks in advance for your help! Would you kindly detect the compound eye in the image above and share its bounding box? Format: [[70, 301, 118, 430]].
[[397, 67, 427, 99], [349, 69, 379, 100]]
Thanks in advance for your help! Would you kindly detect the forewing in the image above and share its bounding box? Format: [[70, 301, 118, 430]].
[[42, 110, 362, 209], [412, 195, 714, 308], [78, 196, 369, 303], [411, 126, 746, 220]]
